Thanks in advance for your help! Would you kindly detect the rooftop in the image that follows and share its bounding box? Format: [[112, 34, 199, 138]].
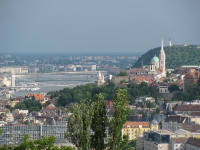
[[172, 137, 188, 143], [186, 137, 200, 147]]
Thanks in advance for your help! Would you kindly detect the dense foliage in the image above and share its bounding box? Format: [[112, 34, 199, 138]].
[[65, 99, 94, 150], [122, 140, 136, 150], [107, 89, 130, 150], [132, 45, 200, 69], [57, 82, 160, 107], [11, 99, 42, 112], [66, 90, 130, 150], [0, 134, 74, 150], [91, 94, 108, 150], [169, 84, 180, 93], [173, 83, 200, 101], [117, 71, 128, 76]]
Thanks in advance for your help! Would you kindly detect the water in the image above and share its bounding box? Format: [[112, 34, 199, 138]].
[[11, 74, 98, 97]]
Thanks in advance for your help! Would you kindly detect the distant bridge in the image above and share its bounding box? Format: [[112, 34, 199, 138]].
[[16, 71, 108, 77]]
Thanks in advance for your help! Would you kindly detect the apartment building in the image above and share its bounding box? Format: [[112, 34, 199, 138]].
[[0, 124, 67, 145], [122, 120, 158, 141]]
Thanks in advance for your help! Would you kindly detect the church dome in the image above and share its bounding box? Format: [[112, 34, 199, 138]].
[[152, 55, 159, 63]]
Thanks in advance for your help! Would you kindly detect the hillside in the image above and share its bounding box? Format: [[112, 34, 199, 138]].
[[132, 45, 200, 69]]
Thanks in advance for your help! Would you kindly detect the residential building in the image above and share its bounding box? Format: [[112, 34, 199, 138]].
[[135, 96, 155, 103], [33, 94, 46, 104], [122, 120, 158, 141], [183, 123, 200, 133], [183, 69, 199, 93], [10, 97, 24, 107], [142, 130, 173, 150], [173, 105, 200, 116], [12, 109, 29, 114], [166, 101, 182, 113], [158, 82, 169, 93], [162, 116, 188, 132], [0, 124, 67, 145]]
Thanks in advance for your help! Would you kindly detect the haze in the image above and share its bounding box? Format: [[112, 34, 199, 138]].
[[0, 0, 200, 54]]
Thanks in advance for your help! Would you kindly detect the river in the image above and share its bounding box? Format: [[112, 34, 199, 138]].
[[11, 74, 98, 97]]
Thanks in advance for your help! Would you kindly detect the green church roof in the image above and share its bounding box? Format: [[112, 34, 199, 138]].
[[152, 55, 159, 63]]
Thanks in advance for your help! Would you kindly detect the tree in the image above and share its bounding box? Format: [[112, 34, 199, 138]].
[[117, 71, 128, 76], [169, 84, 179, 93], [65, 100, 94, 150], [12, 99, 42, 113], [145, 101, 153, 109], [156, 107, 160, 114], [24, 120, 29, 125], [0, 128, 2, 135], [0, 133, 75, 150], [120, 79, 128, 83], [91, 93, 108, 150], [122, 140, 136, 150], [107, 89, 131, 150], [166, 71, 170, 77]]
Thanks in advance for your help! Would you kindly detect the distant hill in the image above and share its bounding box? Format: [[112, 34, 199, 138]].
[[132, 45, 200, 69]]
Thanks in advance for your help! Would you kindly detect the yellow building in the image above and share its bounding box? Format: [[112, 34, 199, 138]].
[[122, 120, 158, 140], [10, 97, 24, 107]]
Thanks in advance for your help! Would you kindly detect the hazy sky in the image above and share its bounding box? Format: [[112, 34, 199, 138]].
[[0, 0, 200, 54]]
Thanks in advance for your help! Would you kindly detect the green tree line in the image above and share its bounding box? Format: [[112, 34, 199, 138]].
[[56, 81, 160, 107], [0, 134, 74, 150]]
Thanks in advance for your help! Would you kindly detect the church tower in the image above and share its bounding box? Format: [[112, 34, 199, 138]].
[[159, 39, 166, 77]]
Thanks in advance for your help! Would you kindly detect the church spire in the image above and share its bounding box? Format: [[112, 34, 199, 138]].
[[159, 39, 166, 77], [161, 39, 164, 51]]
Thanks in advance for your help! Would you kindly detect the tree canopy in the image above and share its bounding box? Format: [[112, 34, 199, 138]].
[[0, 134, 75, 150], [66, 90, 130, 150], [117, 71, 128, 76], [56, 82, 160, 107], [11, 99, 42, 112]]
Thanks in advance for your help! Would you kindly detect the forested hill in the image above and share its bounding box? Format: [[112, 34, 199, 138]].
[[132, 45, 200, 69]]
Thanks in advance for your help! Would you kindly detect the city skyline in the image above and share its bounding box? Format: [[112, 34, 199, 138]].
[[0, 0, 200, 53]]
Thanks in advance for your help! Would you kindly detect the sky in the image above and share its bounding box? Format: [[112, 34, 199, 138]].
[[0, 0, 200, 54]]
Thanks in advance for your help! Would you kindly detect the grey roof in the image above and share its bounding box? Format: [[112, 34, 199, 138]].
[[131, 113, 166, 123], [151, 119, 158, 125]]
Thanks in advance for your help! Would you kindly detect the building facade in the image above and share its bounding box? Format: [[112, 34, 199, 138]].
[[122, 120, 158, 141], [0, 124, 67, 145]]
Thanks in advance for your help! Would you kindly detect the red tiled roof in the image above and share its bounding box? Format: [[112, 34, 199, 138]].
[[33, 94, 44, 100], [104, 100, 113, 107], [26, 94, 33, 98], [135, 76, 153, 86], [123, 121, 150, 128]]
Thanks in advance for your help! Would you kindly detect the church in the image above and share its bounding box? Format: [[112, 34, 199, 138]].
[[133, 39, 166, 79], [144, 39, 166, 78]]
